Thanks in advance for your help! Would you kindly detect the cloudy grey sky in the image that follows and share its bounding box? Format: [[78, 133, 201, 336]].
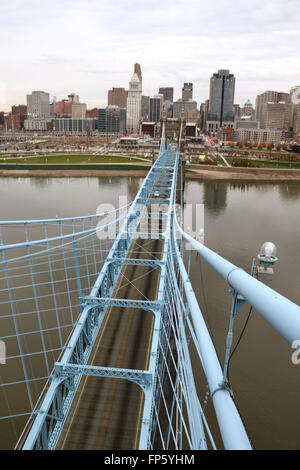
[[0, 0, 299, 111]]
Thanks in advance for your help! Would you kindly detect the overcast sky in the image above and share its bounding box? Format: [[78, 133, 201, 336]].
[[0, 0, 299, 111]]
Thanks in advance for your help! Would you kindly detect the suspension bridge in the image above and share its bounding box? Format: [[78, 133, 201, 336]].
[[1, 119, 300, 450]]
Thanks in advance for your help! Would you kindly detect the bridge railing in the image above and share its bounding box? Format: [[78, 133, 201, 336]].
[[2, 120, 299, 451], [173, 211, 300, 449], [0, 205, 131, 449], [17, 146, 179, 449]]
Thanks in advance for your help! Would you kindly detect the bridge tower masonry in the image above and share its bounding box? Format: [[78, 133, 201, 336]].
[[159, 116, 186, 204]]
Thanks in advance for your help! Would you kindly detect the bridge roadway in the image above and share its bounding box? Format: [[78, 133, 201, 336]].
[[57, 237, 163, 450]]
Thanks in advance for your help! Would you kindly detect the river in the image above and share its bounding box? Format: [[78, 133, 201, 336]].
[[0, 175, 300, 450]]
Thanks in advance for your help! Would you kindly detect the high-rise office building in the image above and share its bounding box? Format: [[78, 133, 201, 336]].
[[173, 99, 198, 122], [141, 96, 150, 121], [199, 100, 209, 131], [106, 106, 126, 133], [293, 104, 300, 137], [164, 100, 173, 117], [255, 91, 275, 125], [150, 97, 161, 123], [98, 108, 106, 132], [261, 101, 291, 130], [108, 88, 128, 109], [26, 91, 50, 118], [126, 67, 142, 133], [208, 70, 235, 123], [255, 90, 289, 126], [206, 69, 235, 134], [159, 87, 174, 103], [97, 106, 126, 133], [25, 90, 52, 131], [182, 83, 193, 101], [289, 86, 300, 137]]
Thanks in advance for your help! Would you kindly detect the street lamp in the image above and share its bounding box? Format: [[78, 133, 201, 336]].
[[256, 242, 278, 281]]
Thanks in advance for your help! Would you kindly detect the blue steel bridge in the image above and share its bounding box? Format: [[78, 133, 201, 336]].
[[0, 120, 300, 450]]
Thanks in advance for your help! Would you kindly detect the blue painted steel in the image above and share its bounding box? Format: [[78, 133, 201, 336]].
[[172, 225, 252, 450], [3, 117, 299, 452], [21, 128, 184, 450], [175, 219, 300, 346]]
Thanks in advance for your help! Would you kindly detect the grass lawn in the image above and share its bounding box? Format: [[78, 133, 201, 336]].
[[0, 154, 146, 165], [225, 157, 300, 169]]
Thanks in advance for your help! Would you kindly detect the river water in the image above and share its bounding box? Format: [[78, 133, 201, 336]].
[[0, 175, 300, 450]]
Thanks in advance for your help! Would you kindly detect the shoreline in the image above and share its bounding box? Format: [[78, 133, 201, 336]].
[[0, 169, 149, 178], [186, 165, 300, 181], [1, 166, 300, 182]]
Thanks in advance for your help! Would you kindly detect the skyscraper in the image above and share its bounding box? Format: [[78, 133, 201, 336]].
[[261, 102, 291, 130], [293, 104, 300, 138], [134, 63, 142, 86], [255, 91, 276, 125], [26, 91, 50, 118], [159, 87, 174, 103], [108, 88, 128, 109], [126, 66, 142, 133], [182, 83, 193, 101], [141, 96, 150, 121], [206, 69, 235, 134], [97, 106, 126, 134], [290, 86, 300, 137], [25, 90, 52, 131], [150, 97, 161, 123]]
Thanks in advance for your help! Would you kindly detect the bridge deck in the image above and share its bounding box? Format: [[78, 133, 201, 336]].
[[57, 238, 162, 450]]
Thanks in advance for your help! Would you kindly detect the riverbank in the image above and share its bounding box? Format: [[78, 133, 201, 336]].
[[186, 165, 300, 181], [0, 169, 149, 177], [2, 165, 300, 181]]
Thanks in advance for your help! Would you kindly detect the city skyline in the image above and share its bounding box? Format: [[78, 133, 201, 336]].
[[0, 0, 299, 111]]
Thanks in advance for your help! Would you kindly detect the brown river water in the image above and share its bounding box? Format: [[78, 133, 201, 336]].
[[0, 175, 299, 450]]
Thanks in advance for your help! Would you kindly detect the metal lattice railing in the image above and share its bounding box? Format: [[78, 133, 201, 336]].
[[0, 119, 249, 451], [1, 119, 300, 451], [0, 205, 132, 447]]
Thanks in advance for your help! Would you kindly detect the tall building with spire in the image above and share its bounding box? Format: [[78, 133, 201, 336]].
[[126, 65, 142, 133], [134, 63, 142, 86]]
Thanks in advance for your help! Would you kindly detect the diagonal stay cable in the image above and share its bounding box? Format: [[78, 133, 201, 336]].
[[116, 268, 156, 301]]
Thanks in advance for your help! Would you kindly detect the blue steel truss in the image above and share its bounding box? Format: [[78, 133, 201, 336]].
[[0, 119, 300, 451]]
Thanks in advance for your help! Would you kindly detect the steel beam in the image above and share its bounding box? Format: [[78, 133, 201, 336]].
[[54, 363, 153, 391]]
